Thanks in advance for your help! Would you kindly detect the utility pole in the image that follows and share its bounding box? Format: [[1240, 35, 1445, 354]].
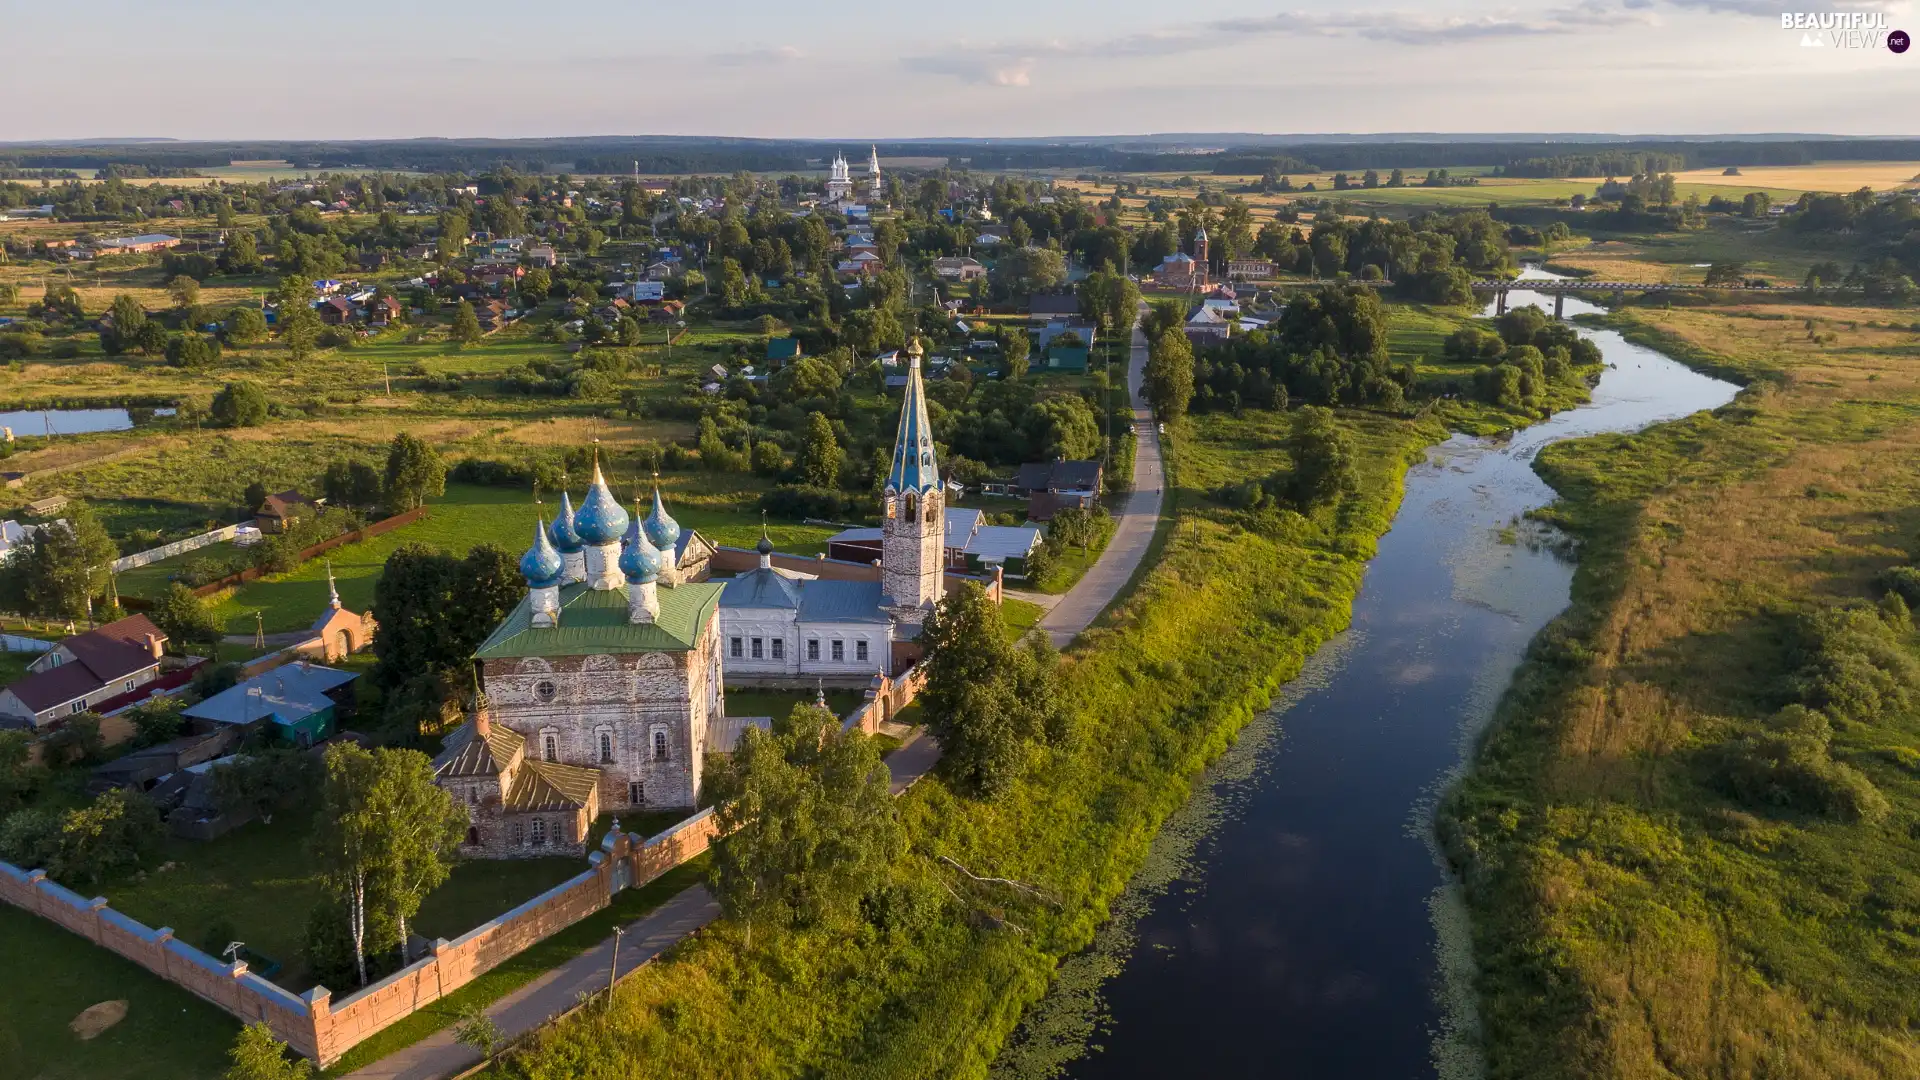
[[606, 926, 624, 1008], [383, 363, 392, 397]]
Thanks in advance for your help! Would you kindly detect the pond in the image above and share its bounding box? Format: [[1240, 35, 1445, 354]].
[[0, 407, 175, 437]]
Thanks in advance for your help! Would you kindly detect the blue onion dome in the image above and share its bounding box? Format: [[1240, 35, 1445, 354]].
[[548, 492, 582, 553], [520, 518, 564, 587], [755, 526, 774, 557], [619, 514, 664, 583], [644, 485, 682, 551], [571, 464, 629, 545]]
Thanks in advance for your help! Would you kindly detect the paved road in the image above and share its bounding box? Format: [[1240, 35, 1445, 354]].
[[343, 883, 721, 1080], [1036, 323, 1165, 648]]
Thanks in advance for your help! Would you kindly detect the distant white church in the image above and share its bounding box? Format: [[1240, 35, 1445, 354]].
[[825, 147, 884, 206]]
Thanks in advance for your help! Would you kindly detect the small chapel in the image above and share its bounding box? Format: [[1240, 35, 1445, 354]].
[[435, 341, 957, 858]]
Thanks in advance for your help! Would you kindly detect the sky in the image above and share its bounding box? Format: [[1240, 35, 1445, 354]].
[[0, 0, 1911, 142]]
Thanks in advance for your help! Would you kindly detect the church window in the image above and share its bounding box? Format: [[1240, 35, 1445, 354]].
[[531, 818, 547, 846], [598, 731, 614, 764], [510, 820, 523, 845], [731, 637, 743, 658], [543, 732, 557, 762], [466, 826, 479, 846], [751, 638, 763, 659], [467, 787, 477, 805], [628, 782, 644, 806], [653, 730, 669, 760], [832, 639, 845, 662], [771, 639, 784, 660], [904, 493, 917, 518], [807, 639, 820, 661], [856, 640, 869, 662], [534, 679, 557, 702]]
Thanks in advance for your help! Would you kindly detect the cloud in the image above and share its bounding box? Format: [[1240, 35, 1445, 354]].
[[902, 0, 1898, 85], [710, 44, 804, 66]]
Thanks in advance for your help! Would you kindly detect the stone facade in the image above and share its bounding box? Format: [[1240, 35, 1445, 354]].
[[479, 613, 724, 812]]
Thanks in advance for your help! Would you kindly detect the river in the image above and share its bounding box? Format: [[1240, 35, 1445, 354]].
[[1000, 269, 1740, 1079]]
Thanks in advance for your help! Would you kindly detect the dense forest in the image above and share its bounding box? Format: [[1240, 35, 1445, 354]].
[[7, 137, 1920, 179]]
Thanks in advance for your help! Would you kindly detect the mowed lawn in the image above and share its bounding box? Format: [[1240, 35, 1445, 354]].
[[0, 904, 238, 1080], [0, 813, 605, 1078], [97, 813, 588, 993], [206, 483, 842, 633]]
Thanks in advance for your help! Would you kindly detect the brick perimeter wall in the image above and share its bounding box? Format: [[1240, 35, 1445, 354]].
[[0, 807, 723, 1067]]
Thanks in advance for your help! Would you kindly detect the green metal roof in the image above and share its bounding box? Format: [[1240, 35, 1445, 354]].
[[474, 581, 723, 659]]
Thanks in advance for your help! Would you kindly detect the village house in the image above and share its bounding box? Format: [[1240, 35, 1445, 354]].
[[1028, 292, 1082, 322], [254, 489, 319, 533], [0, 615, 169, 731], [318, 297, 359, 325], [932, 256, 987, 282], [368, 295, 405, 326], [1226, 258, 1275, 280], [94, 234, 182, 256], [183, 662, 359, 748], [1006, 459, 1104, 521], [1184, 304, 1234, 345]]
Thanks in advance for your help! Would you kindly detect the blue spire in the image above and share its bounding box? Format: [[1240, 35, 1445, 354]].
[[548, 491, 582, 553], [571, 462, 629, 545], [619, 512, 663, 584], [886, 338, 939, 494], [644, 484, 681, 551], [520, 518, 564, 588]]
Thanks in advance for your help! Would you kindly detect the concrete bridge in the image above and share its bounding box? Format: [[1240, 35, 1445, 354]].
[[1470, 278, 1856, 316]]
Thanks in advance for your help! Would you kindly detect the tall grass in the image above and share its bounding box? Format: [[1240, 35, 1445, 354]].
[[1442, 304, 1920, 1080]]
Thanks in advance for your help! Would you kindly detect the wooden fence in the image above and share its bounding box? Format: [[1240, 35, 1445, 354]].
[[189, 506, 427, 597]]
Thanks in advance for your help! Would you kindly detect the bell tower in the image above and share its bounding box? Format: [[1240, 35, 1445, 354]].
[[882, 338, 944, 629]]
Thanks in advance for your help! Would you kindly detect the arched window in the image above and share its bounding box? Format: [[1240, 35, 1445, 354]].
[[925, 498, 940, 524], [543, 733, 558, 762], [904, 492, 918, 519], [653, 730, 669, 760], [465, 826, 479, 846], [531, 818, 547, 846], [598, 731, 614, 763], [467, 787, 477, 806]]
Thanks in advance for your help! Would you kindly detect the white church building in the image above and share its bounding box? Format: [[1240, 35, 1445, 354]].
[[716, 338, 947, 684]]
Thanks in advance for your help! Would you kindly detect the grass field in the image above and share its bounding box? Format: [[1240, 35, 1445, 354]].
[[1000, 595, 1043, 640], [1448, 302, 1920, 1080], [100, 813, 590, 993], [720, 687, 865, 720], [0, 904, 238, 1080], [205, 483, 842, 634]]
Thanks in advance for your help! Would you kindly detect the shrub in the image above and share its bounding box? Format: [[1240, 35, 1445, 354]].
[[758, 484, 871, 523], [1716, 705, 1891, 823], [48, 788, 162, 884], [0, 807, 62, 868]]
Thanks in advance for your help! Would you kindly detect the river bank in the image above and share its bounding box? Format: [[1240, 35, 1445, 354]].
[[1444, 298, 1920, 1080], [996, 271, 1740, 1080]]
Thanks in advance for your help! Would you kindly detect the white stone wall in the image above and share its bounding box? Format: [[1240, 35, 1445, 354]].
[[482, 611, 721, 809], [881, 487, 946, 617]]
